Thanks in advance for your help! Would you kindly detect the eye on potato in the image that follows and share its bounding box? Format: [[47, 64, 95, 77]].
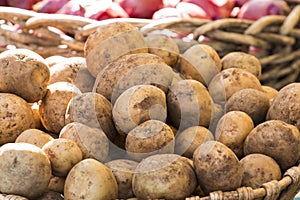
[[15, 129, 54, 148], [0, 143, 52, 199], [0, 48, 50, 103], [0, 93, 35, 145]]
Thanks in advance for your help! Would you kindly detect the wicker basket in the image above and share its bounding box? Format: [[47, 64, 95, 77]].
[[0, 4, 299, 200]]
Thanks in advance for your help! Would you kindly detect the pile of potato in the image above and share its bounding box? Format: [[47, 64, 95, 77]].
[[0, 21, 299, 200]]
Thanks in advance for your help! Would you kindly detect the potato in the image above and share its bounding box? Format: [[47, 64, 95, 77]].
[[132, 154, 197, 199], [65, 92, 117, 141], [167, 79, 213, 131], [144, 34, 179, 67], [240, 154, 282, 189], [193, 141, 243, 194], [221, 51, 262, 79], [36, 191, 64, 200], [0, 194, 28, 200], [225, 88, 270, 125], [59, 122, 109, 162], [29, 102, 43, 129], [215, 111, 254, 158], [15, 129, 54, 148], [0, 143, 52, 199], [180, 44, 222, 86], [125, 120, 175, 161], [113, 85, 167, 135], [47, 175, 65, 194], [42, 138, 83, 177], [0, 48, 50, 102], [45, 55, 67, 67], [64, 158, 118, 200], [39, 82, 82, 134], [105, 159, 138, 199], [49, 57, 95, 93], [244, 120, 300, 171], [175, 126, 214, 158], [208, 68, 263, 105], [85, 21, 148, 77], [0, 93, 35, 145], [93, 53, 174, 103], [262, 85, 278, 101], [267, 83, 300, 130]]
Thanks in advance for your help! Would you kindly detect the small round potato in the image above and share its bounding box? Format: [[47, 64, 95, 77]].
[[221, 51, 262, 79], [267, 83, 300, 130], [145, 34, 180, 67], [167, 79, 214, 131], [65, 92, 117, 141], [125, 120, 175, 161], [15, 129, 54, 148], [208, 68, 263, 105], [193, 141, 243, 194], [0, 93, 35, 145], [85, 21, 148, 77], [64, 158, 118, 200], [180, 44, 222, 86], [59, 122, 109, 163], [240, 154, 282, 189], [42, 138, 83, 177], [244, 120, 300, 171], [39, 82, 82, 134], [105, 159, 139, 199], [113, 85, 167, 135], [132, 154, 197, 199], [225, 88, 270, 125], [0, 143, 52, 199], [215, 111, 254, 158], [175, 126, 214, 158]]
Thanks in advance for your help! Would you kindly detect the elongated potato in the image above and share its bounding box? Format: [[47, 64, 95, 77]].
[[93, 53, 174, 103], [0, 48, 50, 102], [0, 93, 35, 145], [85, 21, 148, 77], [113, 85, 167, 135]]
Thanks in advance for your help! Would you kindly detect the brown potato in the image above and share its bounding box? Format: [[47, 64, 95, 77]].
[[105, 159, 138, 199], [262, 85, 278, 101], [47, 175, 65, 194], [15, 129, 54, 148], [65, 92, 116, 141], [240, 153, 282, 189], [0, 93, 35, 145], [132, 154, 197, 199], [59, 122, 109, 163], [0, 143, 52, 199], [29, 102, 43, 129], [193, 141, 243, 194], [45, 55, 67, 67], [145, 34, 180, 67], [221, 51, 262, 79], [125, 120, 175, 161], [0, 48, 50, 102], [225, 88, 270, 125], [42, 138, 83, 177], [93, 53, 174, 103], [39, 82, 82, 134], [208, 68, 263, 105], [267, 83, 300, 130], [113, 85, 167, 135], [167, 79, 213, 131], [215, 111, 254, 158], [84, 21, 148, 77], [180, 44, 222, 86], [36, 191, 64, 200], [175, 126, 214, 158], [244, 120, 300, 171], [64, 158, 118, 200]]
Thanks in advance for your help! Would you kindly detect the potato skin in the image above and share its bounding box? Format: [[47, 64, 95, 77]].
[[193, 141, 243, 194], [240, 154, 281, 189], [15, 129, 54, 148], [262, 85, 278, 101], [113, 85, 167, 135], [132, 154, 197, 199], [244, 120, 300, 171], [0, 48, 50, 102], [64, 158, 118, 200], [0, 143, 52, 199], [267, 83, 300, 130], [0, 93, 35, 145]]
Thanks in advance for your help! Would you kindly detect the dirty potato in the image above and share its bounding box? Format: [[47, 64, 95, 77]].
[[15, 129, 54, 148]]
